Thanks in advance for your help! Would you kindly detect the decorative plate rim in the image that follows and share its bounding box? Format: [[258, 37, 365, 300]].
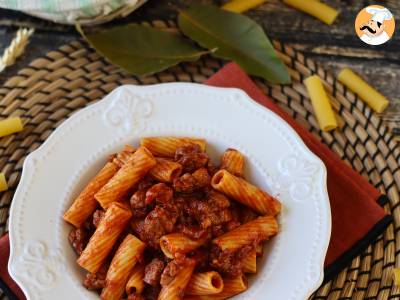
[[8, 82, 331, 300]]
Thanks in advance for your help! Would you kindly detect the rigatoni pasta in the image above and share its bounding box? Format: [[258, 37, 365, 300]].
[[126, 264, 145, 295], [101, 234, 145, 300], [160, 233, 207, 259], [185, 272, 224, 295], [220, 148, 244, 177], [77, 202, 131, 273], [213, 216, 278, 251], [211, 170, 281, 216], [65, 137, 282, 299], [95, 146, 156, 208], [63, 161, 120, 228], [149, 157, 183, 183], [141, 137, 206, 157], [158, 260, 196, 300]]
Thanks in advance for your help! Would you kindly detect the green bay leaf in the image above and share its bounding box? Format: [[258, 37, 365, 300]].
[[78, 24, 206, 76], [178, 4, 291, 84]]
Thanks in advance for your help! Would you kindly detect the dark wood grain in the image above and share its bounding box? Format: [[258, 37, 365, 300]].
[[0, 0, 398, 139]]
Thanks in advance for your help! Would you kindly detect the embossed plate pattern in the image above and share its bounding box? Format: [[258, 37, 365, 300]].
[[8, 83, 331, 300]]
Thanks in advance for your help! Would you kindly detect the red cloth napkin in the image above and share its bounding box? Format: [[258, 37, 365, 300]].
[[0, 62, 392, 299]]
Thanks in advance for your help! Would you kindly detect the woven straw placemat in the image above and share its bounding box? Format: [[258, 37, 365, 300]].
[[0, 20, 399, 300]]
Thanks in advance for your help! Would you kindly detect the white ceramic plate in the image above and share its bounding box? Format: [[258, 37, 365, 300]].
[[8, 83, 331, 300]]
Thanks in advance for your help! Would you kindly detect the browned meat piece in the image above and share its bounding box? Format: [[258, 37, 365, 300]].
[[173, 168, 211, 194], [173, 173, 198, 193], [224, 220, 241, 232], [175, 144, 209, 173], [192, 168, 211, 188], [130, 190, 148, 218], [68, 228, 88, 255], [140, 206, 179, 248], [176, 224, 210, 240], [145, 183, 173, 205], [83, 265, 107, 290], [137, 176, 155, 191], [144, 258, 165, 286], [209, 244, 252, 277], [185, 191, 232, 229], [206, 160, 219, 177], [92, 210, 105, 228]]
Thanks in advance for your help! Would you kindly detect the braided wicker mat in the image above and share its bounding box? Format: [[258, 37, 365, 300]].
[[0, 22, 400, 300]]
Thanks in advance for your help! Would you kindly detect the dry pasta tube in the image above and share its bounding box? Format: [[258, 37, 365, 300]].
[[95, 146, 156, 208], [242, 250, 257, 273], [101, 234, 145, 300], [222, 0, 267, 13], [211, 170, 281, 216], [213, 215, 278, 252], [158, 260, 196, 300], [185, 272, 224, 295], [160, 233, 207, 259], [304, 75, 338, 132], [149, 158, 183, 183], [77, 203, 132, 273], [338, 68, 389, 113], [63, 161, 120, 228], [184, 275, 248, 300], [0, 117, 23, 138], [140, 137, 206, 157], [126, 264, 145, 295], [0, 173, 8, 192], [283, 0, 339, 25], [220, 148, 245, 177]]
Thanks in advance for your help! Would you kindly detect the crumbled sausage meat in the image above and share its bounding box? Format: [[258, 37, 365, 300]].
[[175, 144, 209, 173], [68, 228, 88, 255], [83, 265, 107, 290], [145, 183, 173, 205], [144, 258, 165, 286], [130, 190, 148, 218], [139, 205, 179, 248]]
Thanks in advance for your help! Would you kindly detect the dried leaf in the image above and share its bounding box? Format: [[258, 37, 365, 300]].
[[178, 4, 291, 84], [78, 24, 206, 76]]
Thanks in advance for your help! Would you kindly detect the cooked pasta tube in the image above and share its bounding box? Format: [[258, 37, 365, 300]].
[[220, 148, 244, 177], [283, 0, 339, 25], [184, 275, 248, 300], [101, 234, 145, 300], [140, 137, 206, 157], [0, 173, 8, 192], [242, 250, 257, 273], [158, 260, 196, 300], [222, 0, 267, 13], [149, 158, 183, 183], [213, 216, 278, 252], [185, 272, 224, 295], [338, 68, 389, 113], [0, 117, 23, 137], [113, 145, 136, 167], [160, 233, 206, 259], [304, 75, 338, 132], [95, 146, 156, 208], [63, 161, 120, 228], [211, 170, 281, 216], [77, 203, 132, 273], [126, 264, 145, 295]]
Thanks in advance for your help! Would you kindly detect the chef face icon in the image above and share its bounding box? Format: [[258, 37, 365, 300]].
[[355, 5, 395, 46]]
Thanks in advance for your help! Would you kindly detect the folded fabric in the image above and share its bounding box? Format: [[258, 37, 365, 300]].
[[205, 62, 392, 281], [0, 62, 392, 299]]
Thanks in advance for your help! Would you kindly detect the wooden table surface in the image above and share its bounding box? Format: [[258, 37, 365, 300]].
[[0, 2, 399, 299], [0, 0, 399, 139]]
